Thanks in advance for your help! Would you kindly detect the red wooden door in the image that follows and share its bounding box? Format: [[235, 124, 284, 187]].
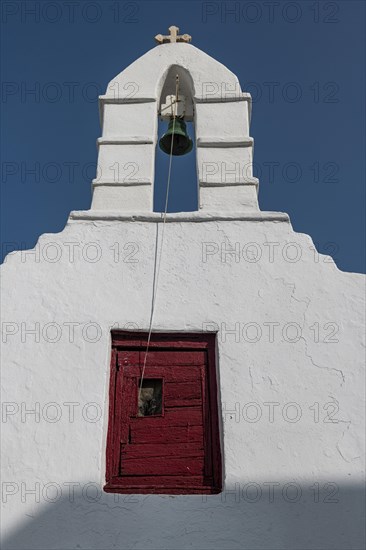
[[105, 333, 222, 494]]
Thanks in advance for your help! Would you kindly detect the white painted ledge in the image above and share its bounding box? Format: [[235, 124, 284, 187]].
[[98, 94, 251, 104], [194, 93, 251, 103], [99, 96, 156, 104], [199, 178, 259, 187], [197, 137, 253, 148], [97, 138, 253, 148], [97, 137, 154, 146], [92, 180, 152, 187], [69, 210, 290, 223], [92, 179, 258, 188]]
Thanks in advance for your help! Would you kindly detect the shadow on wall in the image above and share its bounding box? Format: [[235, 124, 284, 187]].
[[2, 482, 365, 550]]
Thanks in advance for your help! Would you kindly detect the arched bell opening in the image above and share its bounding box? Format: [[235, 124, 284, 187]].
[[153, 65, 198, 213]]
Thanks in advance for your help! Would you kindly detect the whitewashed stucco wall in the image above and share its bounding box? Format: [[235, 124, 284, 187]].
[[1, 214, 365, 549], [1, 39, 365, 550]]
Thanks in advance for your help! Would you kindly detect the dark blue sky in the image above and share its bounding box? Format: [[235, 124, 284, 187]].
[[1, 0, 365, 272]]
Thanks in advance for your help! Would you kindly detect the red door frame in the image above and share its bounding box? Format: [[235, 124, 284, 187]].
[[104, 331, 222, 495]]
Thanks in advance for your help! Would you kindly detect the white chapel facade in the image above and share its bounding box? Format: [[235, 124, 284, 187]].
[[1, 27, 365, 549]]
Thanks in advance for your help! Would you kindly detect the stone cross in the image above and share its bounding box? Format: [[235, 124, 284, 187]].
[[155, 26, 192, 44]]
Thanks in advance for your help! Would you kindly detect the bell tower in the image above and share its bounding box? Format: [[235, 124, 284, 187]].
[[90, 26, 259, 214]]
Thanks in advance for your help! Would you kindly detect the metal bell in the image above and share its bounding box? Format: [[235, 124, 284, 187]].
[[159, 117, 193, 156]]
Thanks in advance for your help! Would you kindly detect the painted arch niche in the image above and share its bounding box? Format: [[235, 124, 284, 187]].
[[154, 65, 198, 213]]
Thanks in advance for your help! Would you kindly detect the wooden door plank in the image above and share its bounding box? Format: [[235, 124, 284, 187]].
[[123, 365, 204, 380], [130, 406, 203, 426], [122, 443, 204, 459], [121, 456, 204, 476], [119, 350, 206, 366], [112, 475, 212, 487], [131, 424, 203, 444], [165, 381, 201, 400]]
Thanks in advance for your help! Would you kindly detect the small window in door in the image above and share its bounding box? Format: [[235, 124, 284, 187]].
[[104, 331, 222, 495], [138, 379, 163, 417]]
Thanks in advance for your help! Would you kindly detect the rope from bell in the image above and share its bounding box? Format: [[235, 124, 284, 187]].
[[138, 75, 180, 407]]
